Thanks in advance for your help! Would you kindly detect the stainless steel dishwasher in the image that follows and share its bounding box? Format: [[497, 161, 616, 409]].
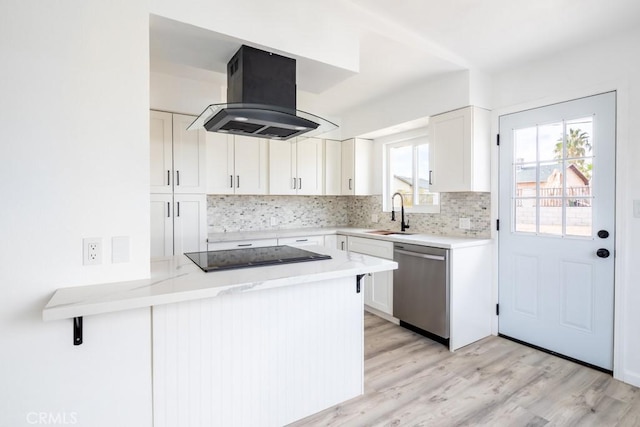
[[393, 242, 450, 345]]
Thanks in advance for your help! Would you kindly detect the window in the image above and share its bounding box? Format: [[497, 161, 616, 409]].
[[384, 137, 440, 213]]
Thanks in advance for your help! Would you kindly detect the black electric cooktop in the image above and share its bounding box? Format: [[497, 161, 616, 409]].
[[184, 245, 332, 272]]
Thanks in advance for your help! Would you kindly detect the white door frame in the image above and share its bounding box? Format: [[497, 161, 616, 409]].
[[490, 81, 630, 383]]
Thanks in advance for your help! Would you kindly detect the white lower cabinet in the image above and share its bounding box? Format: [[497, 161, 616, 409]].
[[347, 236, 394, 315], [277, 235, 325, 247], [150, 194, 207, 258], [207, 238, 278, 251], [336, 235, 348, 251]]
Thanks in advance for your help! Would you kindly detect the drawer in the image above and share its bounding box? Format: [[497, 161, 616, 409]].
[[207, 238, 278, 251], [347, 236, 394, 259], [278, 235, 325, 247]]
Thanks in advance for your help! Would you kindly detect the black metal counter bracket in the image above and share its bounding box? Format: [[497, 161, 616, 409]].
[[356, 274, 364, 293], [73, 317, 83, 346]]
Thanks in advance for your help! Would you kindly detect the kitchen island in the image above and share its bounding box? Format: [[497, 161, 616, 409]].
[[43, 246, 396, 426]]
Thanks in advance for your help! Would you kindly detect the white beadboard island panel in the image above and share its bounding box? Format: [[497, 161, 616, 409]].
[[153, 275, 363, 426], [42, 246, 396, 321]]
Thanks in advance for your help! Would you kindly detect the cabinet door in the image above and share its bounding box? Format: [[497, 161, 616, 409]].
[[173, 194, 207, 255], [234, 135, 268, 195], [341, 139, 355, 195], [205, 132, 235, 194], [172, 114, 206, 194], [150, 111, 173, 194], [150, 193, 173, 257], [324, 139, 342, 195], [296, 138, 323, 195], [353, 138, 373, 195], [368, 270, 393, 315], [429, 106, 490, 192], [268, 140, 296, 195]]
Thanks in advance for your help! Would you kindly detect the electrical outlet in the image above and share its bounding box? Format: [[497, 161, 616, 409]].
[[459, 218, 471, 230], [83, 238, 102, 265]]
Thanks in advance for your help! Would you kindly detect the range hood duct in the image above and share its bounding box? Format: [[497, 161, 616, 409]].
[[189, 45, 336, 140]]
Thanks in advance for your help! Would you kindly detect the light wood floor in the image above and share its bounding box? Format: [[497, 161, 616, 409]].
[[290, 313, 640, 426]]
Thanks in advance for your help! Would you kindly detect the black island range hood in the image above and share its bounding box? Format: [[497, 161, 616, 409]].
[[188, 45, 336, 140]]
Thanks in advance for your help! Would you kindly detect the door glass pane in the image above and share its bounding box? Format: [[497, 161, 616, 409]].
[[539, 199, 562, 236], [538, 122, 563, 161], [565, 117, 593, 160], [389, 145, 413, 208], [565, 198, 592, 237], [514, 198, 536, 233], [514, 127, 537, 163], [539, 161, 563, 198]]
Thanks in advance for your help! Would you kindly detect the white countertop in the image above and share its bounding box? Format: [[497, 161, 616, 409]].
[[208, 227, 492, 249], [43, 245, 397, 322]]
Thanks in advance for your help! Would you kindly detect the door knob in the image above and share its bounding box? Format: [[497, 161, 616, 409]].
[[597, 230, 610, 239], [596, 248, 610, 258]]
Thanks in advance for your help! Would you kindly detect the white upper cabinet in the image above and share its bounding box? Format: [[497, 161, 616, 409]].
[[428, 106, 490, 192], [150, 111, 173, 194], [150, 111, 206, 194], [324, 139, 342, 195], [172, 114, 207, 194], [269, 137, 323, 195], [206, 134, 269, 195], [341, 138, 373, 195]]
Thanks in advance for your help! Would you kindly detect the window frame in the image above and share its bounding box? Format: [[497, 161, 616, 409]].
[[383, 134, 440, 214]]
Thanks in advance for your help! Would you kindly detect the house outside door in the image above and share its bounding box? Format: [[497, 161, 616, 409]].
[[498, 92, 616, 371]]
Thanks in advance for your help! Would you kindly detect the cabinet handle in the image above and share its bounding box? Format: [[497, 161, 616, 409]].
[[230, 175, 233, 188], [348, 178, 353, 190], [429, 170, 433, 185], [176, 201, 180, 217], [167, 202, 170, 218], [292, 177, 297, 189], [296, 239, 308, 242], [237, 243, 252, 247], [176, 170, 180, 186], [298, 178, 302, 189], [237, 175, 240, 188], [167, 170, 170, 186], [341, 241, 345, 250]]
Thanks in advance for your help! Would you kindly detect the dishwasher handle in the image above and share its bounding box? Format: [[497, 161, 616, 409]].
[[394, 248, 446, 261]]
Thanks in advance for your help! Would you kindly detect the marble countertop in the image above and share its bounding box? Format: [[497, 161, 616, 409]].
[[208, 227, 492, 249], [43, 245, 397, 322]]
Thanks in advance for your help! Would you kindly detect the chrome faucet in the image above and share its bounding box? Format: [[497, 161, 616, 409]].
[[391, 192, 410, 232]]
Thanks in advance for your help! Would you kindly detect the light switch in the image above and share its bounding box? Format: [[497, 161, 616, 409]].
[[112, 236, 130, 263], [634, 200, 640, 218]]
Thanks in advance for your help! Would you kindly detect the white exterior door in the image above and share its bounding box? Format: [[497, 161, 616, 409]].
[[498, 92, 616, 370]]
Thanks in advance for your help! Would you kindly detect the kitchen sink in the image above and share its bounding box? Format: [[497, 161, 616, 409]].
[[366, 230, 415, 236]]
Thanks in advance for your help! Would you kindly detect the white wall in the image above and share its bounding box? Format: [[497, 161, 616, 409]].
[[151, 71, 224, 115], [491, 26, 640, 387], [150, 0, 359, 73], [0, 2, 152, 426], [340, 70, 471, 138]]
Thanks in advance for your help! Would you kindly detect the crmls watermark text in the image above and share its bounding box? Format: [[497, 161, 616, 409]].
[[26, 412, 78, 425]]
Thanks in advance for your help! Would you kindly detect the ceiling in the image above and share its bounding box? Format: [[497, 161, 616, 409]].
[[150, 0, 640, 128]]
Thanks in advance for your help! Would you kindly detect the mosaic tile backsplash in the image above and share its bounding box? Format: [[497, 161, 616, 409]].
[[348, 193, 491, 238], [207, 193, 491, 238], [207, 195, 350, 232]]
